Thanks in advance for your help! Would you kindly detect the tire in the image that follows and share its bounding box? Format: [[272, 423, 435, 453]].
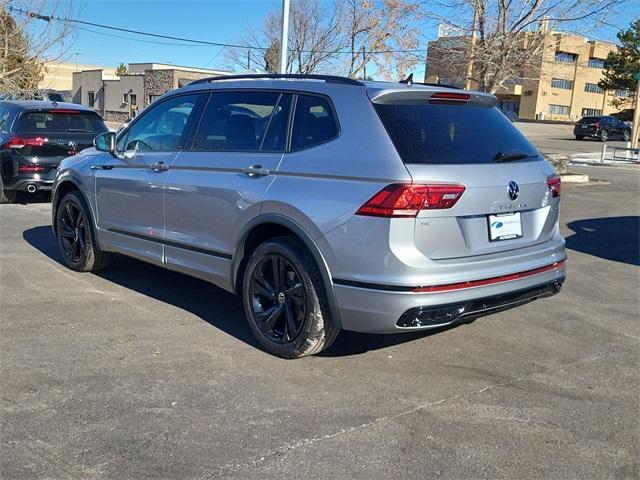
[[623, 130, 630, 142], [242, 237, 339, 358], [600, 129, 609, 142], [0, 176, 16, 204], [575, 135, 584, 141], [56, 191, 113, 272]]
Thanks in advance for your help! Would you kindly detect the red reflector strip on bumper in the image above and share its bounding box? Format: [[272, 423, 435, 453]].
[[413, 260, 566, 293]]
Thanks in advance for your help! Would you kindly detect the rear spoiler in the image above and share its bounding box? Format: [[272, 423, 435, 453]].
[[368, 88, 497, 108]]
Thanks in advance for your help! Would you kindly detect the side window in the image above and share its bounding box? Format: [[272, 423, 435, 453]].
[[193, 91, 291, 152], [123, 94, 198, 152], [291, 95, 338, 150]]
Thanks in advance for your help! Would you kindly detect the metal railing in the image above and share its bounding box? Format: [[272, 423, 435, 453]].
[[600, 143, 640, 163]]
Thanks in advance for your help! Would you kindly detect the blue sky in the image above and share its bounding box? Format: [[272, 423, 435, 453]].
[[60, 0, 637, 77]]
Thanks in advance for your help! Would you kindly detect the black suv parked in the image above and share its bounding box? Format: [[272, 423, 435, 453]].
[[574, 115, 631, 142], [0, 101, 108, 203]]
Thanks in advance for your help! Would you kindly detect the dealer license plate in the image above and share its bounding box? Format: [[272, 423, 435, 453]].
[[488, 212, 522, 241]]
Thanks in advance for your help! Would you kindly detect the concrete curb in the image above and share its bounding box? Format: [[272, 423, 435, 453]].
[[561, 174, 589, 183]]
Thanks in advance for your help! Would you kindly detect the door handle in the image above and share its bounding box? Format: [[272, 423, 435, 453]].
[[90, 165, 114, 170], [150, 161, 169, 172], [241, 164, 270, 177]]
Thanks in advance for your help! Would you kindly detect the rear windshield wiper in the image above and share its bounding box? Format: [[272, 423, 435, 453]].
[[492, 151, 532, 163]]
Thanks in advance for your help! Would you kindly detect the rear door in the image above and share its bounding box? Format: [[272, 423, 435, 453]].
[[163, 90, 291, 288], [372, 91, 559, 260], [94, 94, 202, 264]]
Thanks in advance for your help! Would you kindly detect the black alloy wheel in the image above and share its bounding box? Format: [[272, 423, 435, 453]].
[[56, 191, 113, 272], [249, 254, 307, 344], [242, 237, 339, 358], [59, 201, 87, 264]]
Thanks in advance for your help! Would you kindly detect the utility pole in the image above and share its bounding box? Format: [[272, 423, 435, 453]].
[[631, 71, 640, 150], [278, 0, 290, 74], [247, 48, 251, 70], [362, 46, 367, 80], [465, 1, 479, 90]]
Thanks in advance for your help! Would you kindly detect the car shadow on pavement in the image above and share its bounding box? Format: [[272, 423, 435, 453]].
[[23, 225, 460, 357], [565, 216, 639, 266]]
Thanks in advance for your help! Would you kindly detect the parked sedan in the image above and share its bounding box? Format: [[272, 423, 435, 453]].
[[574, 115, 631, 142], [0, 101, 108, 203]]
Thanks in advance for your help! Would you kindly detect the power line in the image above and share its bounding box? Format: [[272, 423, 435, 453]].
[[10, 6, 430, 55]]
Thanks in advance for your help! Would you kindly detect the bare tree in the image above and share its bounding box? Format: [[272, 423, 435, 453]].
[[227, 0, 424, 79], [0, 0, 75, 99], [227, 0, 343, 74], [426, 0, 628, 93]]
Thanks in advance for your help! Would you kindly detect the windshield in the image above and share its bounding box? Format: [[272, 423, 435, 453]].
[[15, 111, 107, 134], [374, 103, 538, 164]]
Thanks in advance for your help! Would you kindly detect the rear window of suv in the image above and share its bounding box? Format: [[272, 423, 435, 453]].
[[577, 116, 601, 124], [15, 111, 107, 134], [374, 103, 538, 164]]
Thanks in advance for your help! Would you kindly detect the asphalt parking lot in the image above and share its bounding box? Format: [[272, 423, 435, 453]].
[[515, 122, 630, 156], [1, 165, 638, 479]]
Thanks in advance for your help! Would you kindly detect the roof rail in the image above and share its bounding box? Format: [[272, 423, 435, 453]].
[[189, 73, 364, 87]]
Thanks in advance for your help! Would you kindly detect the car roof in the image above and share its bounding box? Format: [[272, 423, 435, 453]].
[[0, 100, 96, 112], [172, 75, 495, 105]]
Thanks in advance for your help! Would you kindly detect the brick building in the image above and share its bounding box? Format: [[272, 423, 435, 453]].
[[424, 31, 630, 121]]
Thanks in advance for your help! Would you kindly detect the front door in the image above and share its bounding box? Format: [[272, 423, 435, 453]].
[[163, 91, 292, 289], [94, 94, 201, 265]]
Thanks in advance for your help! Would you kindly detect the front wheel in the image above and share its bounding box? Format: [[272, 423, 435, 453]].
[[242, 237, 339, 358], [56, 191, 113, 272], [600, 129, 609, 142], [623, 130, 630, 142]]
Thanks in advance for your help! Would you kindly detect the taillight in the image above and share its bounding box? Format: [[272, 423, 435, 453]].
[[356, 184, 466, 218], [595, 121, 600, 128], [18, 164, 47, 173], [547, 175, 561, 198], [5, 137, 47, 149]]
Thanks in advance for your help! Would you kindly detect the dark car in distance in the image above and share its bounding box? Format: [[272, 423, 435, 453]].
[[0, 101, 108, 203], [574, 115, 631, 142]]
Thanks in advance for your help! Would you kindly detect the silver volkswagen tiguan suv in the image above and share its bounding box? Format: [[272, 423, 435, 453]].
[[52, 74, 566, 358]]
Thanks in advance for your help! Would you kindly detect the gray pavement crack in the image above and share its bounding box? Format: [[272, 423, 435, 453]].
[[203, 340, 638, 479]]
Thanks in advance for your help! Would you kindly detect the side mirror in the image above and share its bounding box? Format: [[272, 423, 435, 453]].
[[93, 132, 116, 156]]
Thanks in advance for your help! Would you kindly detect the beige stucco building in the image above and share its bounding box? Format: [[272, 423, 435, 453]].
[[40, 62, 116, 91], [425, 31, 630, 121], [70, 63, 228, 122]]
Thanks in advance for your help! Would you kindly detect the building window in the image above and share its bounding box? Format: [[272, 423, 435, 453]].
[[551, 78, 573, 89], [87, 91, 95, 107], [130, 94, 137, 106], [554, 51, 577, 63], [615, 89, 631, 98], [587, 58, 605, 68], [584, 83, 604, 94], [123, 93, 129, 103], [548, 104, 570, 115], [582, 108, 603, 116]]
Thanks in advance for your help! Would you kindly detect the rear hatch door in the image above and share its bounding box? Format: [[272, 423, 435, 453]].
[[371, 89, 559, 260]]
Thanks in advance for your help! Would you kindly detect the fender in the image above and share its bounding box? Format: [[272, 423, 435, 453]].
[[232, 214, 343, 330]]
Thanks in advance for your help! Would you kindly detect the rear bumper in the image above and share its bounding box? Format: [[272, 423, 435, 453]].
[[2, 177, 54, 192], [333, 260, 566, 333]]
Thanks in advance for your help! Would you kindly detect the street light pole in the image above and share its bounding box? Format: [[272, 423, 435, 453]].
[[279, 0, 290, 74]]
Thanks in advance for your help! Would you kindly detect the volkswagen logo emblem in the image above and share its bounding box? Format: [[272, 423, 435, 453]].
[[507, 181, 520, 201]]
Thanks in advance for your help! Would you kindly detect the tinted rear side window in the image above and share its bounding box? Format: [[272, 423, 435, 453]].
[[193, 91, 291, 152], [291, 95, 338, 150], [15, 111, 107, 134], [374, 103, 538, 164]]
